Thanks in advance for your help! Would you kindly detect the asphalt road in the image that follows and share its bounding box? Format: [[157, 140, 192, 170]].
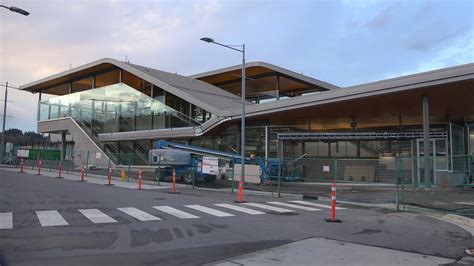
[[0, 169, 472, 265]]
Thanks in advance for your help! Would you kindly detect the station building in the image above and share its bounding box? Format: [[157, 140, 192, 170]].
[[20, 58, 474, 185]]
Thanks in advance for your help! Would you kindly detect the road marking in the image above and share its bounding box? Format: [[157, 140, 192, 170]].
[[153, 206, 199, 219], [242, 202, 294, 213], [117, 207, 161, 221], [0, 212, 13, 229], [185, 205, 235, 217], [267, 201, 321, 211], [36, 210, 69, 227], [214, 204, 265, 215], [290, 200, 346, 210], [79, 209, 117, 224]]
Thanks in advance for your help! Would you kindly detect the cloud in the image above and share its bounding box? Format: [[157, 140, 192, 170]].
[[364, 2, 400, 30], [0, 0, 473, 132]]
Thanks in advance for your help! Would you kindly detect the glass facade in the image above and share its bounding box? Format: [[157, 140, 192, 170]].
[[39, 83, 201, 136]]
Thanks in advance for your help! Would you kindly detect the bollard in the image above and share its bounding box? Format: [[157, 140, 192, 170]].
[[235, 175, 246, 203], [80, 161, 85, 182], [19, 158, 24, 173], [106, 163, 113, 186], [36, 159, 42, 176], [138, 168, 143, 190], [57, 161, 63, 178], [325, 181, 342, 223], [168, 168, 179, 194]]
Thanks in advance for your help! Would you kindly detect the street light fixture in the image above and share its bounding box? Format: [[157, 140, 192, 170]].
[[0, 5, 30, 16], [200, 37, 247, 184]]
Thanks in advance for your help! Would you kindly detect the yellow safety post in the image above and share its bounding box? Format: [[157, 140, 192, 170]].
[[121, 168, 127, 181]]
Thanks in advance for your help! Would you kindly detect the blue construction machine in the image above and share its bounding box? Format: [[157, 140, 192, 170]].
[[149, 140, 301, 184]]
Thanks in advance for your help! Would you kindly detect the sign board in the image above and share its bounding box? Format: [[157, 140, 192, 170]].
[[202, 156, 218, 175], [233, 164, 261, 184], [17, 149, 29, 158], [323, 165, 330, 172], [96, 152, 102, 159], [6, 142, 13, 153]]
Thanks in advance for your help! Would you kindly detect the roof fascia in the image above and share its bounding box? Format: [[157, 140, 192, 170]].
[[191, 61, 339, 90]]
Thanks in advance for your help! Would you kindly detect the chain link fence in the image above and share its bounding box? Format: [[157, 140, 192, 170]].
[[396, 154, 474, 217], [8, 148, 473, 216]]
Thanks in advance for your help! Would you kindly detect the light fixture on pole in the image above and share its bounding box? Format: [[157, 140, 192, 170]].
[[0, 5, 30, 16], [200, 37, 246, 183]]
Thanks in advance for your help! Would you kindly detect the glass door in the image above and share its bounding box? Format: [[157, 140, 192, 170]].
[[416, 139, 448, 185]]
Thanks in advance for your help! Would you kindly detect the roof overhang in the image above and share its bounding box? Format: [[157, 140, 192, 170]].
[[19, 58, 244, 117], [191, 61, 339, 95]]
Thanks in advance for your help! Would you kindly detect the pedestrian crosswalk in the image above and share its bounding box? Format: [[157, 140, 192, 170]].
[[153, 206, 200, 219], [118, 207, 161, 221], [36, 210, 69, 227], [185, 205, 235, 217], [79, 209, 118, 224], [267, 201, 321, 211], [0, 201, 346, 229], [0, 212, 12, 229], [242, 202, 294, 213]]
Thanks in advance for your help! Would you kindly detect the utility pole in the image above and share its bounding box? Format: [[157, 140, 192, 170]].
[[0, 82, 8, 164]]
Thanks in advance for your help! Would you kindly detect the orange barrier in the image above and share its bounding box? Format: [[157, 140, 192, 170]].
[[168, 168, 180, 194], [80, 161, 85, 182], [325, 181, 342, 223], [19, 158, 24, 173], [35, 159, 42, 176], [235, 176, 246, 203], [138, 168, 143, 190], [106, 163, 113, 185], [57, 161, 63, 178]]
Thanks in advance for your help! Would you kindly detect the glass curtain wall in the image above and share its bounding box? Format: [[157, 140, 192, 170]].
[[38, 83, 201, 136]]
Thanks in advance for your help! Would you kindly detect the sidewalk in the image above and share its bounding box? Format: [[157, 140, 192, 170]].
[[205, 237, 459, 266], [0, 165, 304, 199], [0, 166, 170, 190]]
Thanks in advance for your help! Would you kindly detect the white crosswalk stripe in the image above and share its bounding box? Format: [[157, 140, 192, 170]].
[[185, 205, 234, 217], [79, 209, 117, 224], [290, 200, 346, 210], [214, 204, 265, 215], [153, 206, 200, 219], [267, 201, 321, 211], [4, 200, 346, 229], [0, 212, 13, 229], [243, 202, 294, 213], [117, 207, 161, 221], [36, 210, 69, 227]]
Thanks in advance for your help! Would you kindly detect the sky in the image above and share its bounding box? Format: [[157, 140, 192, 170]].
[[0, 0, 473, 132]]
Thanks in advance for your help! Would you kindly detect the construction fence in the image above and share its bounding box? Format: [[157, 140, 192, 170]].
[[10, 150, 474, 216]]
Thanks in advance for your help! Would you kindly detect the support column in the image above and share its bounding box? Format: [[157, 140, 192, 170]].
[[265, 126, 269, 161], [37, 91, 42, 121], [61, 131, 66, 161], [423, 95, 431, 188], [276, 75, 280, 100]]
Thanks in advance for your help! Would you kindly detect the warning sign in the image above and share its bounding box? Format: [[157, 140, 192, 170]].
[[202, 156, 219, 175]]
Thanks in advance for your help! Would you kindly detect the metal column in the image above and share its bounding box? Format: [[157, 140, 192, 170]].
[[276, 75, 280, 100], [61, 131, 66, 161], [423, 95, 431, 188], [265, 126, 269, 161], [241, 44, 246, 182], [0, 82, 8, 164]]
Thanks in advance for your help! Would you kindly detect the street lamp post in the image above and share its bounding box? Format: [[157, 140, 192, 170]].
[[0, 82, 8, 164], [200, 37, 246, 183], [0, 5, 30, 16]]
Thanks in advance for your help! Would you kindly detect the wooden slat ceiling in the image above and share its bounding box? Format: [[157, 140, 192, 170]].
[[246, 79, 474, 130]]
